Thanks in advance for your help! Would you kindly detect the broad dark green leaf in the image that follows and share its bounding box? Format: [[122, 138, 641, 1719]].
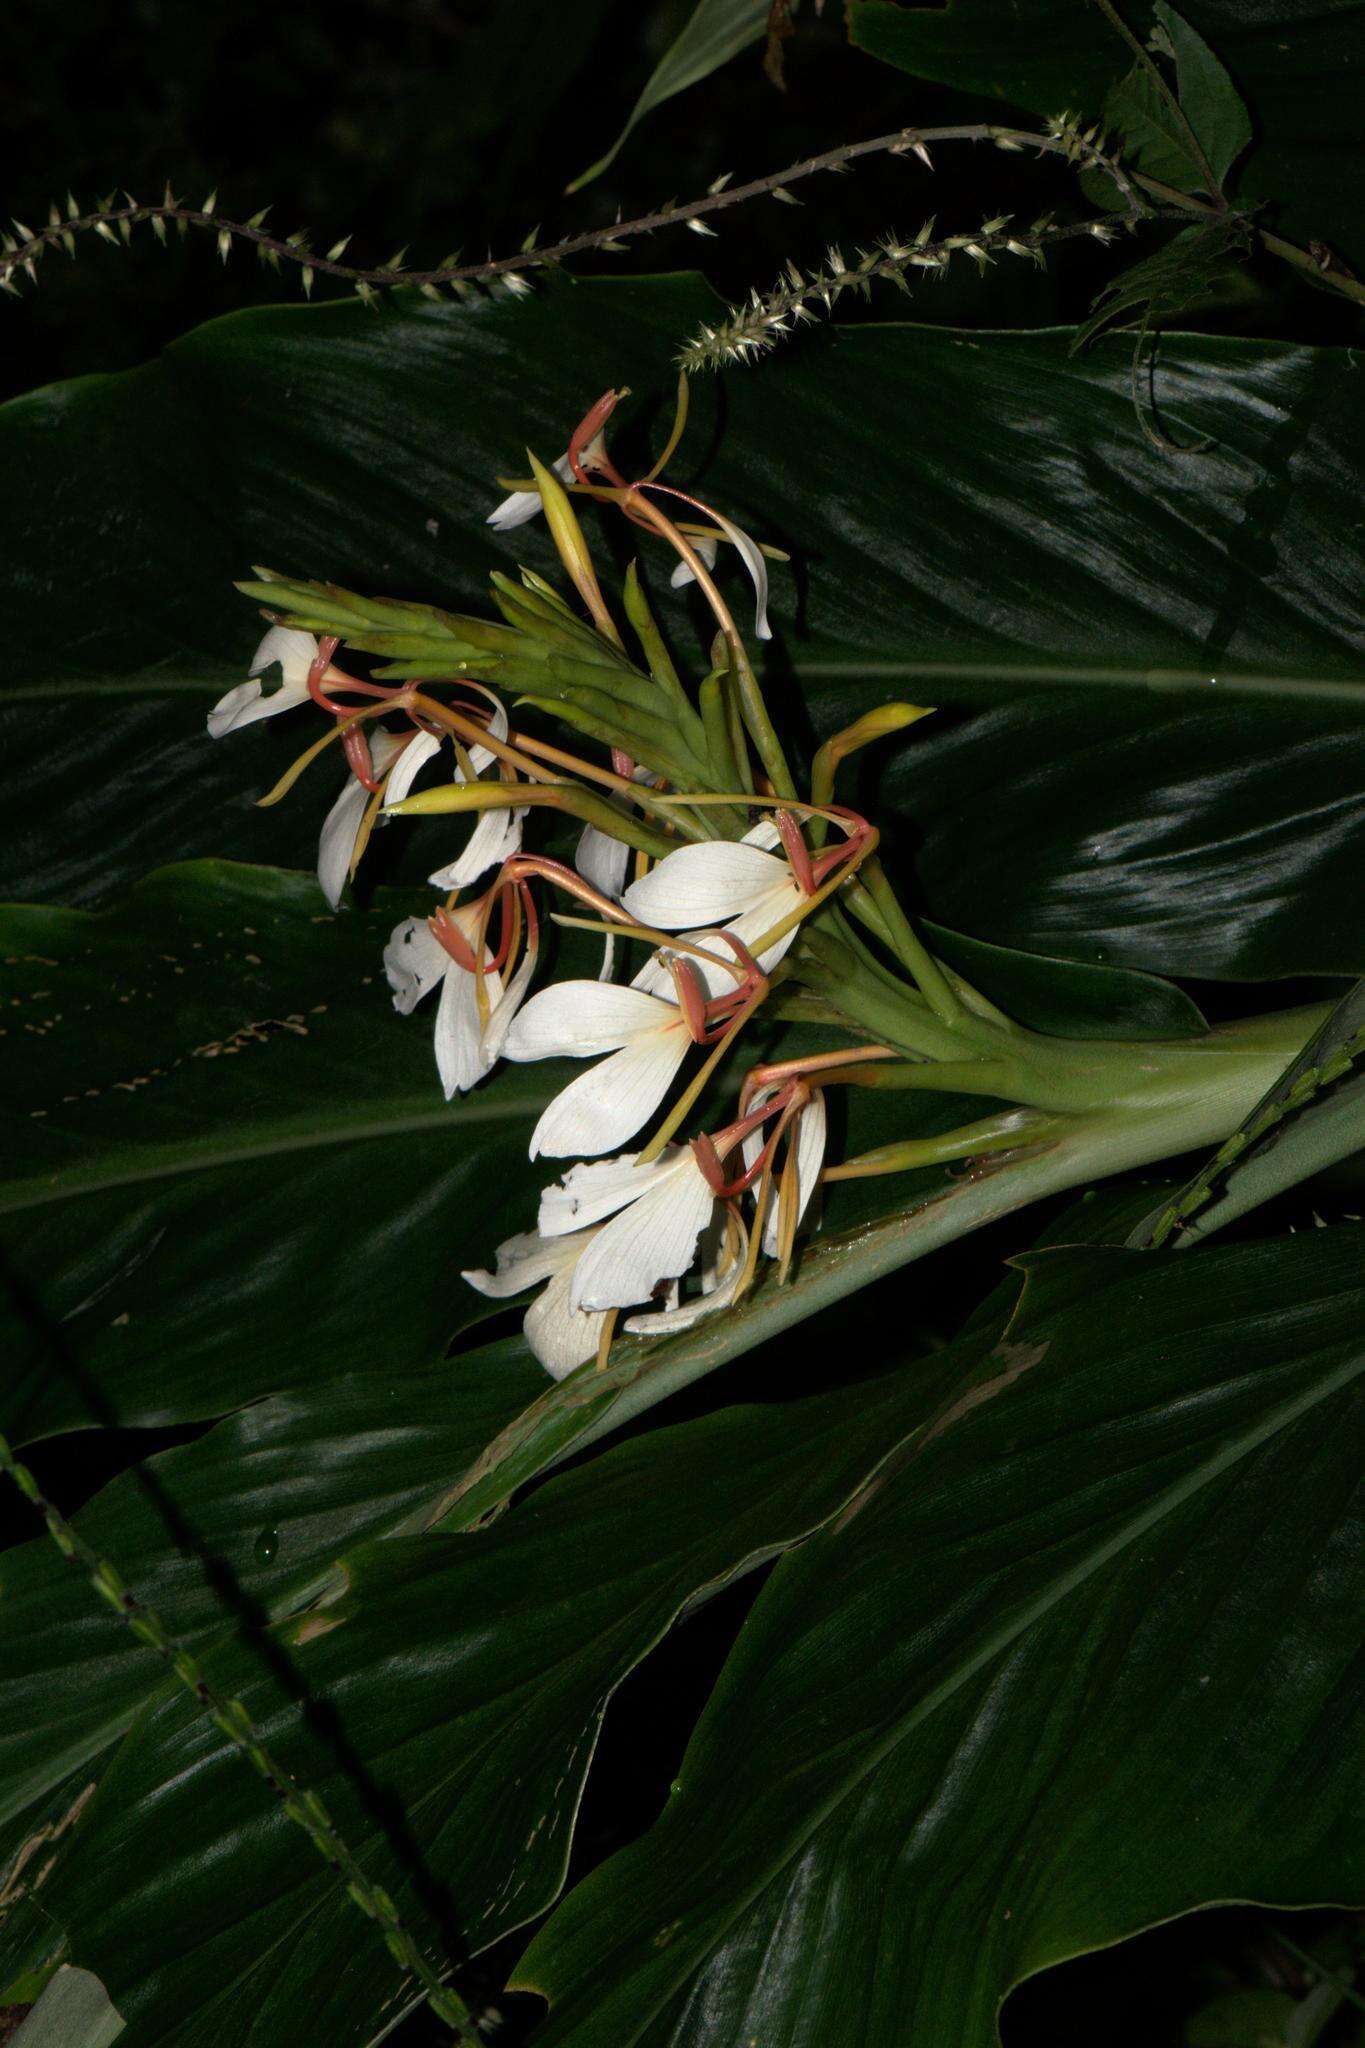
[[924, 921, 1207, 1037], [879, 700, 1365, 979], [566, 0, 769, 192], [4, 281, 1363, 986], [1105, 1, 1253, 195], [846, 0, 1365, 268], [0, 1340, 542, 1840], [39, 1361, 974, 2048], [520, 1229, 1365, 2046], [0, 863, 555, 1440]]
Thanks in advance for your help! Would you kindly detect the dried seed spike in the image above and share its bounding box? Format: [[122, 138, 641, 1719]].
[[150, 215, 166, 245], [911, 141, 933, 170], [502, 271, 532, 296], [685, 216, 718, 238], [217, 227, 232, 262], [203, 189, 218, 216], [93, 220, 118, 245], [301, 265, 315, 297], [380, 246, 407, 273], [981, 214, 1010, 234], [97, 191, 116, 214], [12, 219, 34, 241], [47, 201, 61, 227], [708, 171, 732, 194], [326, 235, 351, 261], [118, 217, 132, 243], [520, 223, 539, 252], [246, 207, 271, 230], [286, 230, 309, 249], [914, 217, 935, 246], [771, 185, 801, 205], [418, 281, 443, 301], [61, 230, 75, 257]]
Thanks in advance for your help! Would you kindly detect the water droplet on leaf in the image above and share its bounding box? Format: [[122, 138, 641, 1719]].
[[253, 1527, 280, 1564]]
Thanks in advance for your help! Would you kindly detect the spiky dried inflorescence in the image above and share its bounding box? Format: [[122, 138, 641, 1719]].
[[678, 206, 1142, 372]]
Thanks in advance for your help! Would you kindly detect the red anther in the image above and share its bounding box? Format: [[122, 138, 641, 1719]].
[[690, 1130, 768, 1199], [306, 636, 342, 711], [429, 908, 481, 974], [342, 724, 382, 793], [810, 807, 874, 887], [668, 956, 711, 1044], [776, 809, 817, 895], [568, 391, 629, 488]]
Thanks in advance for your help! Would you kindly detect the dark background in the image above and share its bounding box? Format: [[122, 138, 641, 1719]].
[[3, 3, 1361, 2042]]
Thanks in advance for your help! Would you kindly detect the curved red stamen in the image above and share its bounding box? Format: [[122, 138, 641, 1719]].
[[342, 724, 381, 793], [668, 956, 711, 1045], [429, 908, 481, 974], [776, 809, 817, 896], [690, 1130, 768, 1199], [568, 391, 629, 488]]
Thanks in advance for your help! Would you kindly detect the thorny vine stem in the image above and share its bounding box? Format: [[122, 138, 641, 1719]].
[[8, 115, 1361, 317], [1, 125, 1128, 296], [0, 1427, 479, 2044]]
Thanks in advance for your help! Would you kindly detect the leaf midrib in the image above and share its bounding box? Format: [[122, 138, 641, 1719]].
[[0, 1096, 537, 1215], [536, 1334, 1365, 2044]]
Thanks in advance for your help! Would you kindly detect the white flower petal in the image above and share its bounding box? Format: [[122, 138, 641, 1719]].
[[621, 841, 789, 930], [623, 1218, 747, 1336], [461, 697, 509, 778], [570, 1154, 715, 1312], [709, 511, 772, 640], [479, 939, 539, 1065], [524, 1259, 605, 1379], [504, 981, 675, 1063], [668, 533, 720, 589], [384, 729, 443, 807], [251, 625, 319, 685], [537, 1148, 683, 1238], [529, 1027, 690, 1160], [427, 804, 526, 892], [486, 451, 576, 532], [462, 1229, 577, 1300], [206, 677, 305, 739], [208, 627, 322, 739], [745, 1090, 827, 1257], [383, 917, 448, 1013], [575, 823, 632, 902], [432, 952, 502, 1099], [714, 887, 803, 980], [316, 777, 370, 911]]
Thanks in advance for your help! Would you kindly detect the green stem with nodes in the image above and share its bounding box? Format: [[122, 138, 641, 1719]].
[[0, 1430, 477, 2043], [387, 777, 677, 857]]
